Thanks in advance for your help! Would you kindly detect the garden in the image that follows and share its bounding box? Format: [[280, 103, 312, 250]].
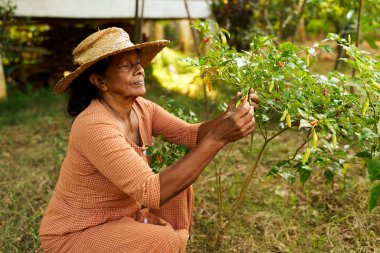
[[0, 0, 379, 252]]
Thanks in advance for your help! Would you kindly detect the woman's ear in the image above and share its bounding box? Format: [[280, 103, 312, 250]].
[[89, 73, 107, 91]]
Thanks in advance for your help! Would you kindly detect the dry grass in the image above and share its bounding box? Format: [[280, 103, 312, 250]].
[[187, 133, 380, 253], [0, 89, 379, 252]]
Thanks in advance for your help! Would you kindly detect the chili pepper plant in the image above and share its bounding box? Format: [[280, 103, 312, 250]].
[[147, 97, 198, 173], [186, 20, 380, 212]]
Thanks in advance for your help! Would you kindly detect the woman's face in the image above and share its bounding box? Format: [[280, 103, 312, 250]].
[[102, 50, 145, 100]]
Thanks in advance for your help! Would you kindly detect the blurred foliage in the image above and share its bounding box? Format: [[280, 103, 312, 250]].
[[152, 47, 204, 97], [210, 0, 380, 50], [0, 0, 379, 93], [0, 0, 49, 91]]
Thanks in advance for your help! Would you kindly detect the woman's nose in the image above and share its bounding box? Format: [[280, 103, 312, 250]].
[[135, 64, 144, 75]]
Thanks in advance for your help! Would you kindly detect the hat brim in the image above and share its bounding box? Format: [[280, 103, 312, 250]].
[[54, 40, 170, 94]]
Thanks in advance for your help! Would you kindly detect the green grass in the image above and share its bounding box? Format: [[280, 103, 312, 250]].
[[0, 88, 379, 252]]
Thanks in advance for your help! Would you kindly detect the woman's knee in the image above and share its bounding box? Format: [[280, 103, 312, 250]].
[[150, 227, 183, 252]]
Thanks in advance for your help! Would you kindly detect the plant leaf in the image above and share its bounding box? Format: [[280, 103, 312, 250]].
[[369, 183, 380, 211], [324, 169, 334, 185], [300, 165, 311, 184], [356, 151, 372, 159], [299, 119, 312, 129], [279, 171, 295, 184], [368, 160, 380, 182]]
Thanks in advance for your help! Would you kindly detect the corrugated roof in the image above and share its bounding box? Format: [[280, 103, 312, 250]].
[[13, 0, 211, 19]]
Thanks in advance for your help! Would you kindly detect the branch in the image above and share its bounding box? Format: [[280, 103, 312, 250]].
[[267, 126, 289, 142], [290, 128, 311, 160]]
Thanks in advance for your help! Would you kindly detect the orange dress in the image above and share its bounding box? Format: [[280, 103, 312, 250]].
[[39, 98, 200, 252]]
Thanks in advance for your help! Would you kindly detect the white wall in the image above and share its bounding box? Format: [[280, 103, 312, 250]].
[[13, 0, 211, 19]]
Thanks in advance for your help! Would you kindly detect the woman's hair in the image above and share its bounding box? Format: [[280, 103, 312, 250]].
[[66, 57, 112, 117]]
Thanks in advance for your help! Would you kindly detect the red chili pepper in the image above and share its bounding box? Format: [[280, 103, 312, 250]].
[[203, 37, 210, 44], [241, 95, 248, 105], [323, 88, 327, 96], [310, 120, 318, 126], [157, 155, 163, 163], [277, 61, 284, 68]]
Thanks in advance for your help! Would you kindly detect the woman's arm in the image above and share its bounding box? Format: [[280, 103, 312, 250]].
[[159, 102, 255, 206]]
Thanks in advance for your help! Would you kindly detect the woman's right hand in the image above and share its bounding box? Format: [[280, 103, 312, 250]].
[[209, 97, 255, 146]]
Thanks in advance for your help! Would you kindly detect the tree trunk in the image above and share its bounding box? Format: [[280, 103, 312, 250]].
[[292, 0, 307, 43], [153, 22, 164, 40], [133, 0, 141, 43], [295, 17, 306, 43], [139, 0, 145, 42], [178, 20, 192, 54], [0, 55, 7, 101], [352, 0, 363, 79]]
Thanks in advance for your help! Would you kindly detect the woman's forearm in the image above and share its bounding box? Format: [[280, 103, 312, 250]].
[[197, 113, 225, 142], [158, 136, 224, 206], [159, 102, 255, 206]]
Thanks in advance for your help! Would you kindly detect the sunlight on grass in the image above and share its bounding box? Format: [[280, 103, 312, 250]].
[[152, 48, 216, 98]]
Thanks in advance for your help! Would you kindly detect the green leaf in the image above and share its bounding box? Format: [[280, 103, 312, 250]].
[[364, 37, 379, 50], [369, 183, 380, 211], [279, 171, 295, 184], [356, 151, 372, 159], [324, 169, 334, 185], [299, 119, 312, 129], [356, 127, 378, 141], [299, 165, 311, 184], [320, 45, 333, 53], [297, 108, 309, 118], [368, 160, 380, 182]]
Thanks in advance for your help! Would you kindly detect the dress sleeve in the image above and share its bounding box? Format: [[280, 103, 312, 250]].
[[71, 115, 160, 210], [150, 102, 200, 148]]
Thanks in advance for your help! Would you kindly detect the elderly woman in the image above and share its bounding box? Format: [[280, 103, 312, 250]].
[[39, 27, 258, 252]]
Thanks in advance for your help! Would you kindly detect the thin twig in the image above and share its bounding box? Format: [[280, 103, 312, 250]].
[[267, 127, 289, 142], [351, 0, 363, 78], [290, 128, 311, 160]]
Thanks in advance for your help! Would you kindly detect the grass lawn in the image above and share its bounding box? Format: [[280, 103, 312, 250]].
[[0, 87, 379, 252]]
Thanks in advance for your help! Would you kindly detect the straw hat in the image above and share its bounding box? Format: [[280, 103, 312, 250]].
[[54, 27, 170, 94]]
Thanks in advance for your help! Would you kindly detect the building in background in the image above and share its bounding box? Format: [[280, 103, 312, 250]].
[[0, 0, 210, 93]]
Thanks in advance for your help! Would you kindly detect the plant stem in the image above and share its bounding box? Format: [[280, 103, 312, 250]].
[[351, 0, 363, 79], [215, 142, 234, 248], [217, 142, 234, 213], [362, 82, 379, 153], [232, 127, 288, 211], [290, 128, 311, 160], [257, 118, 266, 139]]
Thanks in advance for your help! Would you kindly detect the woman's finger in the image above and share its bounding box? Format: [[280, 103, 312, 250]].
[[234, 101, 251, 118], [251, 102, 259, 111], [249, 92, 260, 105], [227, 91, 242, 111]]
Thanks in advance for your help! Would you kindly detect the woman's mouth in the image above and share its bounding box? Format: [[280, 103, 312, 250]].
[[132, 81, 144, 87]]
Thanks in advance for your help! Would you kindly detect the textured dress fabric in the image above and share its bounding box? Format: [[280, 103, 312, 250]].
[[39, 97, 200, 253]]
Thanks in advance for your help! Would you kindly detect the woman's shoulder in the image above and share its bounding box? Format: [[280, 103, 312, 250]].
[[72, 99, 117, 128], [136, 96, 154, 107], [135, 97, 157, 113]]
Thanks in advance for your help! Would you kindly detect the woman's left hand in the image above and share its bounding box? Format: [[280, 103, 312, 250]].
[[197, 88, 259, 144], [227, 88, 259, 112]]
